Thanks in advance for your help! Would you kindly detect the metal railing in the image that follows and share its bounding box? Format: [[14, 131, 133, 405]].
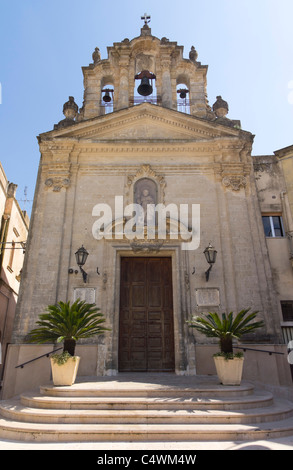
[[234, 346, 284, 356], [129, 95, 161, 106], [13, 344, 287, 370], [15, 347, 63, 369]]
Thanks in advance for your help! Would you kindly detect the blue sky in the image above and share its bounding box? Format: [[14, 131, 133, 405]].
[[0, 0, 293, 215]]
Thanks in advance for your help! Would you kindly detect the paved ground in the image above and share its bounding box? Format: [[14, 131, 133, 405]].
[[0, 437, 293, 450]]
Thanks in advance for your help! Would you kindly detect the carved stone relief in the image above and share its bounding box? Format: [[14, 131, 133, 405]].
[[135, 53, 156, 74], [222, 175, 247, 191], [45, 177, 70, 192], [130, 239, 164, 253]]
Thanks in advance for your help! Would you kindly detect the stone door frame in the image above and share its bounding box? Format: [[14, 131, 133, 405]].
[[105, 243, 190, 375]]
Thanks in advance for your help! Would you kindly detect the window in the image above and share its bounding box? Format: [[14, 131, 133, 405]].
[[262, 215, 285, 237], [281, 301, 293, 322]]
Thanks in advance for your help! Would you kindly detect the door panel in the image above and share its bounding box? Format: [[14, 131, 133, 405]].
[[119, 257, 175, 372]]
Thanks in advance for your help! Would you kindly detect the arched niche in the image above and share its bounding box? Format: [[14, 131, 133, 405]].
[[134, 178, 158, 206], [176, 75, 190, 114], [134, 178, 158, 226], [125, 164, 166, 206], [101, 77, 114, 114], [134, 70, 157, 105]]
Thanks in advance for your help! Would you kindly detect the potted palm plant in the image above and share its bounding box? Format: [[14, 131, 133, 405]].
[[187, 308, 264, 385], [28, 299, 109, 386]]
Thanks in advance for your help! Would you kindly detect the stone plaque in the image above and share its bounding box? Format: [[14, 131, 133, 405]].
[[195, 288, 220, 307], [73, 288, 96, 304]]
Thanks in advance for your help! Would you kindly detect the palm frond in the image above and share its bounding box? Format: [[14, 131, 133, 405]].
[[28, 299, 110, 348], [187, 308, 264, 354]]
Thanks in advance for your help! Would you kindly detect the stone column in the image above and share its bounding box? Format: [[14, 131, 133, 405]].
[[82, 72, 101, 119], [117, 55, 130, 110], [161, 58, 172, 109]]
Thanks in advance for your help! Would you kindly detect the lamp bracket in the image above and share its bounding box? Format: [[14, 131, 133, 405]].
[[205, 264, 213, 282], [79, 265, 88, 283]]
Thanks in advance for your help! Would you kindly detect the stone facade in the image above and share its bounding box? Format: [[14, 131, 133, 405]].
[[8, 23, 292, 382]]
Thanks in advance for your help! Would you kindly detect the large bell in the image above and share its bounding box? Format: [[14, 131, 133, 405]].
[[103, 90, 112, 103], [177, 89, 189, 99], [137, 76, 153, 97]]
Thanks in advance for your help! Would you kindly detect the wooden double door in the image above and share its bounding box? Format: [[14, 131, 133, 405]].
[[119, 257, 175, 372]]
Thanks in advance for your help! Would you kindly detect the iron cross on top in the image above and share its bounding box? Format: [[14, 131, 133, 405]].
[[141, 13, 151, 25]]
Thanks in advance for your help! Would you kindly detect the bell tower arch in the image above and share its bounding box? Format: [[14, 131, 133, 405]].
[[79, 18, 211, 120]]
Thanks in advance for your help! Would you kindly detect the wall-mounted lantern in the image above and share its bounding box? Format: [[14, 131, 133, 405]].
[[75, 245, 89, 283], [203, 243, 217, 282]]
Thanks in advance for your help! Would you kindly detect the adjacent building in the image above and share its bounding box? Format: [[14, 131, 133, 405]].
[[0, 162, 29, 382]]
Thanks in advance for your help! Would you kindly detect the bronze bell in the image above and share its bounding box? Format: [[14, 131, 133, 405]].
[[103, 90, 112, 103], [137, 76, 153, 97], [178, 89, 189, 99]]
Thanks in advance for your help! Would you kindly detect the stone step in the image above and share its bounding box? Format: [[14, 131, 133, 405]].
[[1, 375, 293, 443], [1, 416, 293, 442], [20, 389, 274, 411], [0, 398, 292, 425], [39, 381, 255, 398]]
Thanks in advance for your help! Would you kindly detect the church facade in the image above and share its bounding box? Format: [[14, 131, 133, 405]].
[[5, 20, 293, 392]]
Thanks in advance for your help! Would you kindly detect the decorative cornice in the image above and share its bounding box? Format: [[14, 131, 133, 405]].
[[39, 138, 246, 158], [76, 142, 245, 157], [78, 164, 215, 176]]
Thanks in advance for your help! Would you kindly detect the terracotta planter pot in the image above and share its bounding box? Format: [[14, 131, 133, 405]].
[[213, 356, 244, 385], [50, 356, 80, 386]]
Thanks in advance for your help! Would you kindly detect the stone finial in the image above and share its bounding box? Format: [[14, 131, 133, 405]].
[[92, 47, 101, 64], [189, 46, 198, 62], [212, 96, 229, 118]]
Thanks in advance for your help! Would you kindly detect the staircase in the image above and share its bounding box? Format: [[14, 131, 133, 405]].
[[1, 374, 293, 443]]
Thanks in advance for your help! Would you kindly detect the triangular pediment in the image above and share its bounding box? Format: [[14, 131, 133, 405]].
[[39, 103, 246, 143]]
